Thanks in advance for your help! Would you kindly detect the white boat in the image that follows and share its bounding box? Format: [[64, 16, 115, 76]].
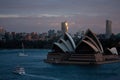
[[18, 42, 28, 56], [18, 52, 28, 56], [13, 66, 25, 75]]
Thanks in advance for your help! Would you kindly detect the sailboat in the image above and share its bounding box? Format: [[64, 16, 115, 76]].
[[18, 43, 28, 56]]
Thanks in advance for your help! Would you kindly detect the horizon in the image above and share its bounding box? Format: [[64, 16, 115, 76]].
[[0, 0, 120, 34]]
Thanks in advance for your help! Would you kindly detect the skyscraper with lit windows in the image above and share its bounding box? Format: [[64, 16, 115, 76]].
[[61, 21, 68, 34]]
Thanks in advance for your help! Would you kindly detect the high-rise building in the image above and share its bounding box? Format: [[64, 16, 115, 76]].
[[106, 20, 112, 39], [61, 21, 68, 33]]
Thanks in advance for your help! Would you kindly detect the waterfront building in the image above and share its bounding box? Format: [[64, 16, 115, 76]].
[[24, 34, 32, 41], [45, 21, 120, 64]]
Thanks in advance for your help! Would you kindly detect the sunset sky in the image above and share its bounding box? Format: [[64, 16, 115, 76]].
[[0, 0, 120, 34]]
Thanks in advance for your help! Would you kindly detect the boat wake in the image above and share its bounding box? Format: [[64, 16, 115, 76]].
[[24, 73, 59, 80]]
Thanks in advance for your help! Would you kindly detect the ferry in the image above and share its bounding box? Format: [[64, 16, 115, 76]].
[[13, 66, 25, 75]]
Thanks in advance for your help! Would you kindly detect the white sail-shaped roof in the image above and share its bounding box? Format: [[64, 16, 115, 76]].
[[65, 32, 76, 50], [85, 29, 104, 53], [52, 29, 104, 54], [82, 40, 99, 52], [54, 43, 68, 53], [59, 39, 71, 51], [66, 40, 74, 51], [52, 32, 76, 53], [107, 47, 118, 55], [83, 36, 102, 53], [76, 29, 104, 54]]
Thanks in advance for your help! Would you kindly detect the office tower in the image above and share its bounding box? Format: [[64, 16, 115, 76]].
[[61, 21, 68, 33], [106, 20, 112, 39]]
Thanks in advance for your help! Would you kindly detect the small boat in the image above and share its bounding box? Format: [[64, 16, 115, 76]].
[[13, 66, 25, 75], [18, 52, 28, 56]]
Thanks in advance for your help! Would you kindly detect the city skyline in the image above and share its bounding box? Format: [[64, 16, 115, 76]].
[[0, 0, 120, 34]]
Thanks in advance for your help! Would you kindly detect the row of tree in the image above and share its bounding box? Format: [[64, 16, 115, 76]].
[[0, 35, 120, 50], [0, 40, 54, 49]]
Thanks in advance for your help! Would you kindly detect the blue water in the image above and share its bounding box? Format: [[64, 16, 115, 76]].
[[0, 49, 120, 80]]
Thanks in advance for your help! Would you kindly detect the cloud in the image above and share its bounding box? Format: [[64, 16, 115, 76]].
[[0, 14, 20, 18], [0, 13, 73, 18], [0, 0, 120, 34], [0, 0, 120, 18]]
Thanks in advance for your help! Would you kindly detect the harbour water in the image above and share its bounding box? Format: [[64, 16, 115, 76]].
[[0, 49, 120, 80]]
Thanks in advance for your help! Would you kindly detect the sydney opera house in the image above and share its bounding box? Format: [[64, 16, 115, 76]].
[[44, 21, 120, 64]]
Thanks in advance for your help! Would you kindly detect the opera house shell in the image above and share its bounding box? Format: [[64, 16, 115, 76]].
[[44, 29, 120, 64], [52, 32, 76, 53]]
